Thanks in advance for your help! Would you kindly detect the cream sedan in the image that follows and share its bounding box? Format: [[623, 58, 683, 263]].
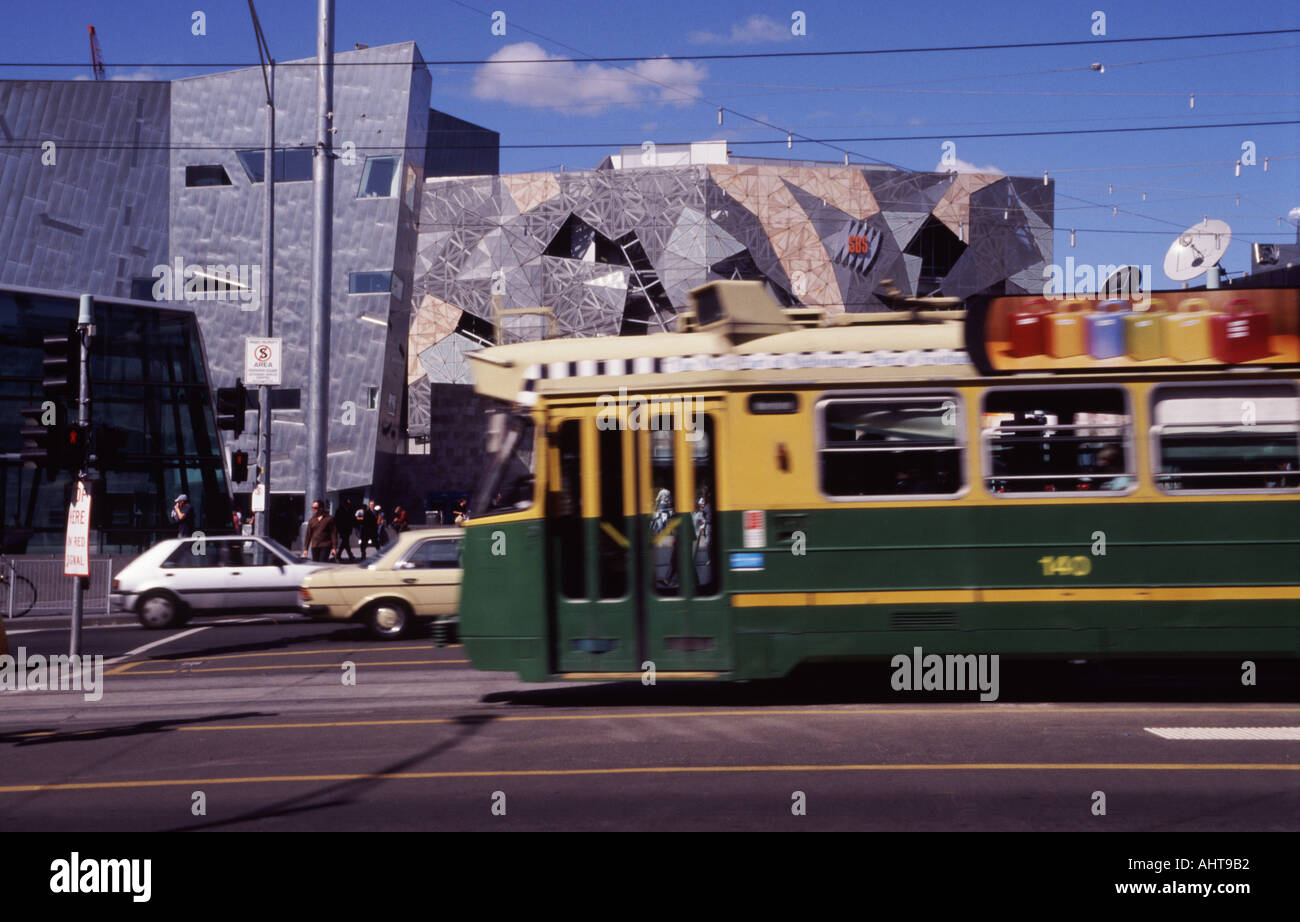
[[299, 527, 462, 639]]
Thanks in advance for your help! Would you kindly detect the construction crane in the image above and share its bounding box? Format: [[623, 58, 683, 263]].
[[88, 25, 105, 80]]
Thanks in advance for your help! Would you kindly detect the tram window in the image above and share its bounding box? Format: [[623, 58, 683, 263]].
[[474, 413, 536, 516], [649, 428, 680, 596], [1152, 384, 1300, 494], [597, 428, 628, 599], [983, 387, 1132, 495], [555, 421, 585, 600], [818, 395, 963, 499], [692, 417, 719, 596]]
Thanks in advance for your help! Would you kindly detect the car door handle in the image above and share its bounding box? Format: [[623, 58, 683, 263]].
[[229, 571, 241, 576], [402, 577, 417, 584]]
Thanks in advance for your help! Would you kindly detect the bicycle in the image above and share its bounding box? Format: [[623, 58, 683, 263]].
[[0, 557, 38, 619]]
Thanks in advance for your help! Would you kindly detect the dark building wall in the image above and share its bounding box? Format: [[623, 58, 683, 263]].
[[0, 286, 229, 554], [0, 81, 170, 299], [425, 110, 499, 178]]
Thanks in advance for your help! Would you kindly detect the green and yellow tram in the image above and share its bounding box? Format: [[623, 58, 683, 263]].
[[460, 281, 1300, 682]]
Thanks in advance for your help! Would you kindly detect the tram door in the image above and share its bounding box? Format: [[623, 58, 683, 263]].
[[639, 409, 731, 673], [548, 404, 732, 675], [549, 414, 640, 673]]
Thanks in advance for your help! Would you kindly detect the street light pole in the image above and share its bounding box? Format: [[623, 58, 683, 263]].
[[249, 1, 274, 537], [306, 0, 333, 512]]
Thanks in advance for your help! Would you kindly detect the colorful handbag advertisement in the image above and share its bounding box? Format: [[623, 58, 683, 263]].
[[1046, 300, 1088, 358], [975, 288, 1298, 373], [1085, 298, 1132, 359], [1162, 297, 1214, 362], [1123, 297, 1168, 360], [1210, 297, 1272, 364], [1008, 298, 1051, 357]]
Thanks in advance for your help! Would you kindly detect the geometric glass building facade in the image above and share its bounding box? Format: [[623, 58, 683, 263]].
[[0, 285, 229, 553]]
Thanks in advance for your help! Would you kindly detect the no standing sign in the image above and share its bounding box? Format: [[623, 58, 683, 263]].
[[245, 337, 282, 386]]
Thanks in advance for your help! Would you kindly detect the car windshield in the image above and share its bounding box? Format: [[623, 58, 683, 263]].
[[354, 536, 400, 567], [259, 537, 299, 564]]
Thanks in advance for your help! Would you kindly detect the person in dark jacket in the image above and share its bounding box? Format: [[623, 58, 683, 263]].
[[336, 496, 357, 561], [302, 500, 338, 562], [170, 494, 195, 538], [358, 501, 378, 558]]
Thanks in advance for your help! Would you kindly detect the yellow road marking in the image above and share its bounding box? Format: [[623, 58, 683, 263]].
[[3, 762, 1298, 794], [125, 659, 468, 675], [104, 644, 461, 676], [157, 705, 1300, 732]]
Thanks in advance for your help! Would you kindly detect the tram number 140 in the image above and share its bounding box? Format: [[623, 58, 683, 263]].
[[1038, 555, 1093, 577]]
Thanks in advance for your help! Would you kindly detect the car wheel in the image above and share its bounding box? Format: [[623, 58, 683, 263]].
[[137, 593, 184, 630], [365, 600, 411, 640]]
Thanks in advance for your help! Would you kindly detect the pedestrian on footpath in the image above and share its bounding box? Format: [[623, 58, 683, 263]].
[[171, 494, 195, 538], [302, 499, 338, 562], [336, 496, 357, 561], [358, 501, 378, 558]]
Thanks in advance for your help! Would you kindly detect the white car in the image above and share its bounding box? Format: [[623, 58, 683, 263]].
[[111, 535, 330, 629]]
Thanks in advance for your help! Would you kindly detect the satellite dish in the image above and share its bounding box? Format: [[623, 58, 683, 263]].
[[1164, 218, 1231, 282], [1101, 265, 1142, 297]]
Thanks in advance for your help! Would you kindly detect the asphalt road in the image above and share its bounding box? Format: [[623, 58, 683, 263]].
[[1, 614, 1297, 831]]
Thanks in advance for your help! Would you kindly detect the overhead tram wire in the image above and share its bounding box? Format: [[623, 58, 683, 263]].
[[4, 26, 1300, 68], [7, 117, 1299, 153]]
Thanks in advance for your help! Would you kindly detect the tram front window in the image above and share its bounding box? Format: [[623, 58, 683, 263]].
[[472, 412, 537, 517]]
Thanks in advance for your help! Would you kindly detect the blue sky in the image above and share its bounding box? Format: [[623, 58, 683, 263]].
[[3, 0, 1298, 290]]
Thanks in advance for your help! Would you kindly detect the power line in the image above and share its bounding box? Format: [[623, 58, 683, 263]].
[[5, 26, 1300, 68], [6, 116, 1298, 153]]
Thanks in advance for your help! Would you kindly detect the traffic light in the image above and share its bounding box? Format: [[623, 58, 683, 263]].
[[230, 449, 249, 483], [19, 403, 64, 475], [42, 328, 79, 398], [216, 379, 247, 436], [60, 423, 89, 475]]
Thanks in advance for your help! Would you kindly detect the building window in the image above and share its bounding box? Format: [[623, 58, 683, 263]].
[[349, 271, 396, 295], [184, 165, 232, 187], [358, 156, 399, 198], [904, 215, 967, 294], [130, 278, 159, 302], [403, 163, 418, 211], [1151, 383, 1300, 493], [983, 386, 1133, 495], [236, 149, 313, 183], [366, 386, 379, 410], [818, 393, 964, 499]]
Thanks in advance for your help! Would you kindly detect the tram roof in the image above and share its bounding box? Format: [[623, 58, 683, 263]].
[[468, 281, 973, 405]]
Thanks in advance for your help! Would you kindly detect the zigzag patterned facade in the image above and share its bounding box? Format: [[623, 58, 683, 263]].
[[410, 162, 1053, 436]]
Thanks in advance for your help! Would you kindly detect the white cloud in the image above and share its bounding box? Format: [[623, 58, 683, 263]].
[[935, 156, 1005, 176], [471, 42, 706, 115], [72, 67, 165, 82], [688, 15, 792, 44]]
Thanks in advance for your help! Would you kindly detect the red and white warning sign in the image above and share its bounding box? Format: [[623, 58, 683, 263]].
[[742, 509, 766, 549], [244, 337, 282, 386], [64, 480, 91, 577]]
